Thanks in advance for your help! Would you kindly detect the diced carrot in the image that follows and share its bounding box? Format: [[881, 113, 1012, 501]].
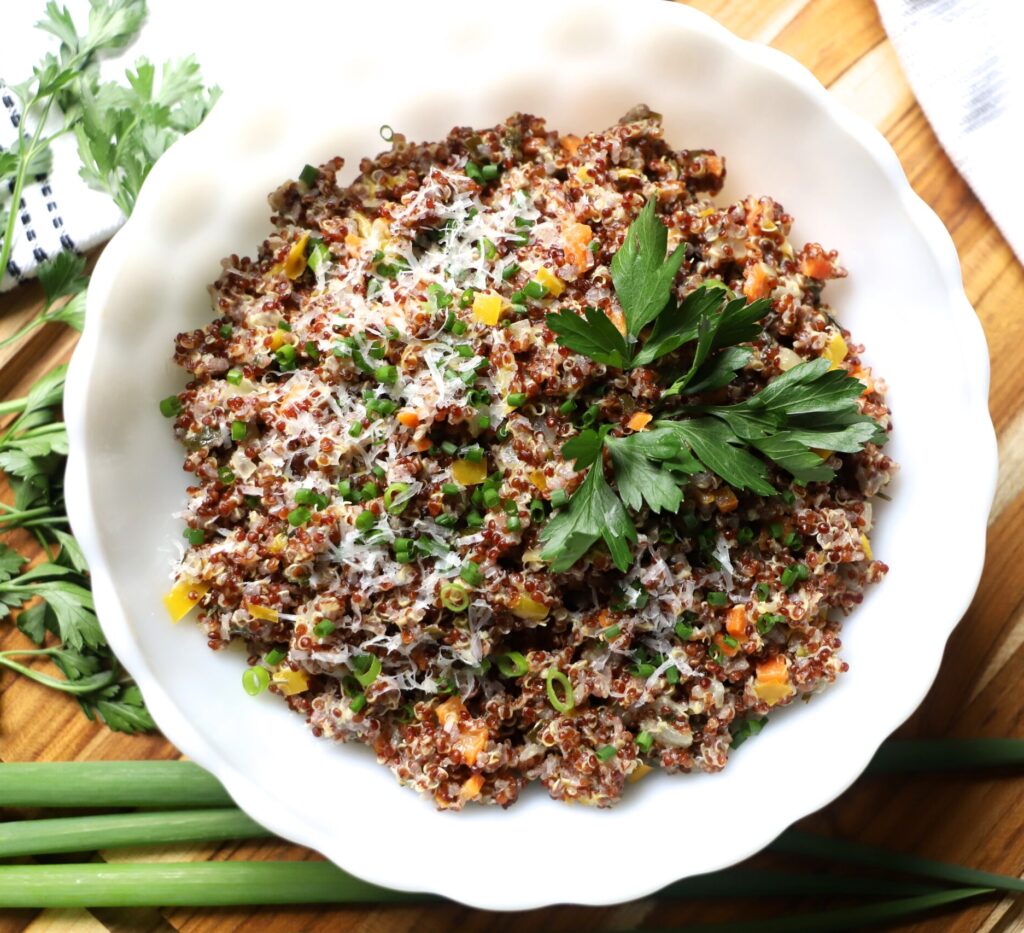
[[756, 656, 788, 684], [743, 262, 774, 300], [396, 410, 419, 429], [626, 411, 652, 432], [344, 233, 363, 253], [715, 487, 739, 513], [754, 656, 794, 706], [563, 221, 593, 272], [459, 774, 486, 800], [726, 605, 748, 639], [458, 727, 489, 766], [800, 249, 835, 279], [411, 437, 432, 452], [435, 695, 464, 727], [560, 135, 582, 157]]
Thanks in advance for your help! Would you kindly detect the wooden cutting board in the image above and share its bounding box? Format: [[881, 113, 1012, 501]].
[[1, 0, 1021, 929]]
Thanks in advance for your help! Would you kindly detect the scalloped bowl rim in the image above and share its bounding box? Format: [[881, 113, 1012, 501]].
[[64, 0, 996, 911]]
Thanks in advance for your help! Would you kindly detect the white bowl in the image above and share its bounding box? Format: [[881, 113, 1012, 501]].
[[65, 0, 996, 911]]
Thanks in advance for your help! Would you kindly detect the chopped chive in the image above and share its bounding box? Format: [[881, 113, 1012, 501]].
[[337, 480, 352, 499], [523, 279, 547, 300], [737, 527, 754, 545], [635, 731, 654, 754], [480, 163, 499, 181], [497, 651, 529, 678], [465, 511, 484, 528], [183, 527, 205, 546], [298, 164, 318, 186], [242, 666, 270, 696], [529, 499, 546, 523], [459, 561, 484, 587], [675, 621, 694, 640], [666, 665, 680, 684], [307, 240, 330, 275], [463, 445, 484, 463], [602, 624, 621, 641], [451, 319, 468, 336], [313, 620, 335, 639], [441, 483, 460, 496], [264, 648, 286, 665], [226, 368, 243, 386], [545, 668, 574, 713], [458, 289, 475, 309], [596, 745, 616, 762], [159, 396, 182, 418], [707, 591, 728, 607], [231, 421, 247, 442], [480, 237, 497, 260], [755, 582, 771, 602], [770, 521, 784, 539], [277, 320, 292, 332], [384, 483, 411, 514], [440, 582, 470, 612], [219, 323, 233, 339], [558, 399, 576, 415], [348, 421, 363, 438], [501, 263, 520, 281], [355, 510, 375, 532], [477, 414, 491, 430], [506, 392, 526, 407], [349, 693, 367, 713], [374, 364, 397, 384], [483, 488, 500, 510], [360, 482, 379, 501], [550, 489, 569, 510], [287, 507, 311, 527], [353, 654, 382, 687], [506, 515, 521, 531], [436, 513, 458, 528], [757, 613, 785, 634], [305, 340, 319, 361]]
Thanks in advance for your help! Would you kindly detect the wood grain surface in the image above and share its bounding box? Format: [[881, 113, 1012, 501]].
[[2, 0, 1022, 929]]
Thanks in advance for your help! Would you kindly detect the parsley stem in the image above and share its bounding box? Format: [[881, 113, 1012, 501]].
[[0, 651, 116, 695], [0, 396, 28, 417]]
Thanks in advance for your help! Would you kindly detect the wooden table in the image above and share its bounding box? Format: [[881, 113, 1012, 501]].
[[1, 0, 1021, 929]]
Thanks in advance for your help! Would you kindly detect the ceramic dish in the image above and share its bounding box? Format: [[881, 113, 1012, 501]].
[[64, 0, 997, 910]]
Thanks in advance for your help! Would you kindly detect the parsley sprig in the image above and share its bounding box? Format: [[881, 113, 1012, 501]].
[[0, 0, 217, 733], [540, 201, 885, 572], [0, 0, 219, 278]]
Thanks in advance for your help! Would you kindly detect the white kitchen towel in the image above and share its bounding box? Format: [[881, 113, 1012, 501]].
[[0, 90, 124, 292], [875, 0, 1024, 261]]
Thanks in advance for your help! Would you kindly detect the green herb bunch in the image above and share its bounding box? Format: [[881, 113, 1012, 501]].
[[541, 201, 885, 572], [0, 0, 218, 732]]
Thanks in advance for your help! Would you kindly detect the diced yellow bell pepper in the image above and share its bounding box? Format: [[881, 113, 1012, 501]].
[[535, 267, 565, 297], [268, 534, 287, 554], [527, 470, 548, 492], [823, 331, 847, 370], [163, 579, 208, 623], [754, 680, 795, 706], [452, 458, 487, 486], [628, 763, 653, 783], [269, 330, 288, 351], [511, 592, 549, 621], [860, 533, 873, 561], [284, 234, 310, 280], [472, 292, 503, 326], [272, 668, 309, 696], [247, 602, 279, 623]]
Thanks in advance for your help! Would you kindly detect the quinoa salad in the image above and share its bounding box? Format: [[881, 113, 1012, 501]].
[[161, 106, 896, 810]]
